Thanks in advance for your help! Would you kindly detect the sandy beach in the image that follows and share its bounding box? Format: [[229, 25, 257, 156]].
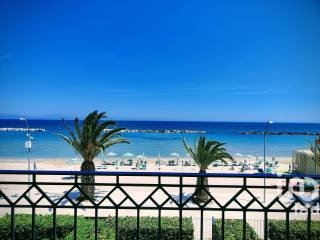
[[0, 155, 293, 171]]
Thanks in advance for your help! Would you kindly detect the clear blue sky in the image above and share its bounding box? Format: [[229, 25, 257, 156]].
[[1, 0, 319, 122]]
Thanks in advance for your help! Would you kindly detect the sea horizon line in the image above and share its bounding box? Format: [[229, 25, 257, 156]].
[[0, 118, 319, 125]]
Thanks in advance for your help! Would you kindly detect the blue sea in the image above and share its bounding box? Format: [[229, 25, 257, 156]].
[[0, 119, 319, 160]]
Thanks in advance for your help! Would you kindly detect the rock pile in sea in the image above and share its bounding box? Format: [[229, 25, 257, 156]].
[[239, 131, 320, 136], [0, 128, 46, 132], [105, 129, 206, 134]]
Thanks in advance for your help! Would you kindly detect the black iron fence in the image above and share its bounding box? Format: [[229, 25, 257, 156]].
[[0, 170, 319, 240]]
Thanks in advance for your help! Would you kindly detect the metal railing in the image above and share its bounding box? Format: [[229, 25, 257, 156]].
[[0, 170, 319, 240]]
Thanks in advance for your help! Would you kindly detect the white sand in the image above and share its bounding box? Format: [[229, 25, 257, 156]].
[[0, 155, 292, 171]]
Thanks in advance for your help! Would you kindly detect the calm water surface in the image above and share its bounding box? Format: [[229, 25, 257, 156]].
[[0, 120, 319, 160]]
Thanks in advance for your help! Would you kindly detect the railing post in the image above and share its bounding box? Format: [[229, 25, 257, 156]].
[[115, 208, 119, 240], [285, 211, 290, 240], [31, 173, 36, 240], [94, 208, 98, 240], [285, 178, 290, 240], [158, 176, 161, 240], [74, 174, 78, 240], [221, 209, 225, 239], [264, 212, 268, 240], [200, 209, 204, 240], [179, 176, 183, 240], [137, 208, 140, 240], [307, 207, 311, 240], [200, 174, 204, 240], [53, 207, 57, 240], [115, 175, 119, 240], [10, 207, 15, 240], [32, 207, 36, 240], [243, 177, 247, 240]]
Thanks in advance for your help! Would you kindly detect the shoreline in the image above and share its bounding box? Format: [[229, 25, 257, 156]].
[[0, 156, 292, 172], [0, 155, 293, 163]]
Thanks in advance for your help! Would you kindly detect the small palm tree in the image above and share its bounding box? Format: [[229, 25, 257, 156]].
[[183, 136, 233, 203], [58, 110, 129, 201]]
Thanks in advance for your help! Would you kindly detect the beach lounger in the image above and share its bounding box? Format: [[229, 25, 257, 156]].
[[97, 165, 108, 170], [167, 160, 176, 166]]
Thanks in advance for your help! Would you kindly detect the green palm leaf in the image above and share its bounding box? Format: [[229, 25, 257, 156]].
[[183, 136, 233, 171], [58, 110, 130, 200], [58, 110, 129, 162], [183, 136, 233, 204]]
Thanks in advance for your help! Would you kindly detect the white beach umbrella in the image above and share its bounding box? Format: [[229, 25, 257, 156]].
[[170, 153, 180, 167], [106, 152, 117, 156], [170, 153, 180, 157], [135, 154, 144, 159], [106, 152, 118, 169], [122, 152, 134, 157]]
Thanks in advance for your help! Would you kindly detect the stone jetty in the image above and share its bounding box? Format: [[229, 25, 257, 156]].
[[105, 129, 206, 134], [0, 128, 46, 132], [239, 131, 320, 136]]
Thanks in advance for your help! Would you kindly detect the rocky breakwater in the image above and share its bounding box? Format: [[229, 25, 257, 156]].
[[0, 128, 46, 132], [105, 129, 206, 134], [239, 131, 320, 136]]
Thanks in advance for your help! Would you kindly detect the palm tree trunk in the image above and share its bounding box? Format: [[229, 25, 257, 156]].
[[194, 170, 209, 204], [78, 160, 95, 201]]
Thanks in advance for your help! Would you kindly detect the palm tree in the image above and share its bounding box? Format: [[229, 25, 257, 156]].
[[58, 110, 129, 201], [183, 136, 233, 203]]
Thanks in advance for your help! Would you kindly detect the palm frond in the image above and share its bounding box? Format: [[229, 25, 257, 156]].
[[62, 118, 77, 141], [100, 128, 126, 143], [102, 138, 129, 150], [57, 133, 73, 145], [92, 120, 117, 141], [183, 136, 233, 171], [74, 117, 82, 140], [59, 111, 129, 161]]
